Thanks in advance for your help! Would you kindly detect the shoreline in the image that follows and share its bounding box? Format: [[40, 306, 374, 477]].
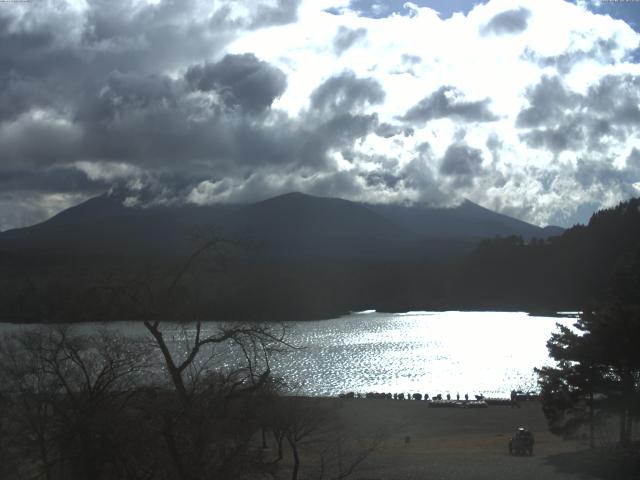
[[0, 308, 581, 325]]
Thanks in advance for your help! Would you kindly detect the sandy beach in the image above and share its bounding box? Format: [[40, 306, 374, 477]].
[[270, 397, 623, 480]]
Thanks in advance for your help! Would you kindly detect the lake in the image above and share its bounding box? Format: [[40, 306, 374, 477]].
[[0, 310, 577, 398]]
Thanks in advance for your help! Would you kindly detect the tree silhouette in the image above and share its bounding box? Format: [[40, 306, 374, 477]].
[[537, 302, 640, 447]]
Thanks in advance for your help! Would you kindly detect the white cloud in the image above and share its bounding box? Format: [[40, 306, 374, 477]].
[[221, 0, 640, 226], [74, 161, 143, 182]]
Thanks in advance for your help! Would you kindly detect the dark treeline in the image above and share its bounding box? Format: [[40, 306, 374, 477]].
[[2, 197, 640, 322], [0, 257, 454, 323], [533, 229, 640, 477], [455, 197, 640, 310]]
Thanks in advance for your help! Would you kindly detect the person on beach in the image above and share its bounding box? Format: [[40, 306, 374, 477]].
[[510, 390, 520, 408]]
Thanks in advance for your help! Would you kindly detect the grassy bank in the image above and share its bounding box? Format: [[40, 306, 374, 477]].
[[268, 397, 634, 480]]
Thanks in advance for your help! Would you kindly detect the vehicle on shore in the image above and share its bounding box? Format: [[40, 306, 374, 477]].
[[509, 427, 534, 456]]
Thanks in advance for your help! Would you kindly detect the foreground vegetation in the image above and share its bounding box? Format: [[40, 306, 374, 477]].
[[0, 238, 380, 480], [0, 324, 380, 480]]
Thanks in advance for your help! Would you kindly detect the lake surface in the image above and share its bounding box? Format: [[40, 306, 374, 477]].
[[272, 310, 577, 397], [0, 311, 577, 398]]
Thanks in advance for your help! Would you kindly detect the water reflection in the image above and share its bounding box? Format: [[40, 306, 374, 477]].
[[270, 311, 576, 397], [0, 311, 576, 397]]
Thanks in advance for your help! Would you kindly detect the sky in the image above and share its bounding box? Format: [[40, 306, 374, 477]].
[[2, 0, 640, 230]]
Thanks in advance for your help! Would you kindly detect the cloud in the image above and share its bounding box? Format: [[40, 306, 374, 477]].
[[309, 71, 385, 115], [626, 148, 640, 173], [517, 74, 640, 154], [333, 26, 367, 55], [439, 143, 486, 188], [375, 123, 414, 138], [248, 0, 302, 29], [0, 167, 106, 195], [522, 38, 622, 74], [398, 153, 452, 205], [401, 86, 498, 124], [516, 76, 579, 128], [185, 53, 288, 113], [480, 7, 531, 35]]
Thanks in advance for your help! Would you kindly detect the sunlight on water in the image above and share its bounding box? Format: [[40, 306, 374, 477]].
[[0, 311, 576, 398], [269, 311, 576, 397]]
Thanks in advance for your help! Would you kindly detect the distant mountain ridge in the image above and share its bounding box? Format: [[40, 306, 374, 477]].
[[0, 191, 562, 260], [366, 200, 564, 240]]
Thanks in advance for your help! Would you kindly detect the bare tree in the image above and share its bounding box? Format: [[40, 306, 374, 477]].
[[279, 397, 329, 480], [268, 396, 382, 480], [98, 233, 296, 480], [0, 326, 152, 480]]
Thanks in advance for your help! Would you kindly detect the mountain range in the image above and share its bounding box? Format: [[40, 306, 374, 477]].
[[0, 192, 563, 260]]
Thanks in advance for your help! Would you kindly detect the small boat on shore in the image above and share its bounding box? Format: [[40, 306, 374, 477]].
[[428, 400, 488, 408]]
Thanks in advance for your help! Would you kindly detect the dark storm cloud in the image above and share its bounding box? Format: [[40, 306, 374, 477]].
[[516, 76, 580, 128], [522, 123, 585, 153], [374, 123, 414, 138], [574, 157, 632, 191], [0, 167, 107, 194], [401, 86, 498, 124], [333, 26, 367, 55], [439, 144, 485, 188], [517, 74, 640, 154], [185, 54, 287, 113], [585, 75, 640, 124], [0, 0, 299, 169], [0, 0, 385, 216], [365, 171, 401, 189], [0, 74, 49, 125], [480, 7, 531, 36], [318, 114, 379, 146], [0, 0, 258, 97], [310, 71, 385, 115], [0, 112, 82, 168], [0, 0, 297, 107], [60, 66, 378, 186], [399, 156, 451, 205], [58, 66, 380, 207]]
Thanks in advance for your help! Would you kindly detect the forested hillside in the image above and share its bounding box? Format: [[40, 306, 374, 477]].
[[455, 198, 640, 310]]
